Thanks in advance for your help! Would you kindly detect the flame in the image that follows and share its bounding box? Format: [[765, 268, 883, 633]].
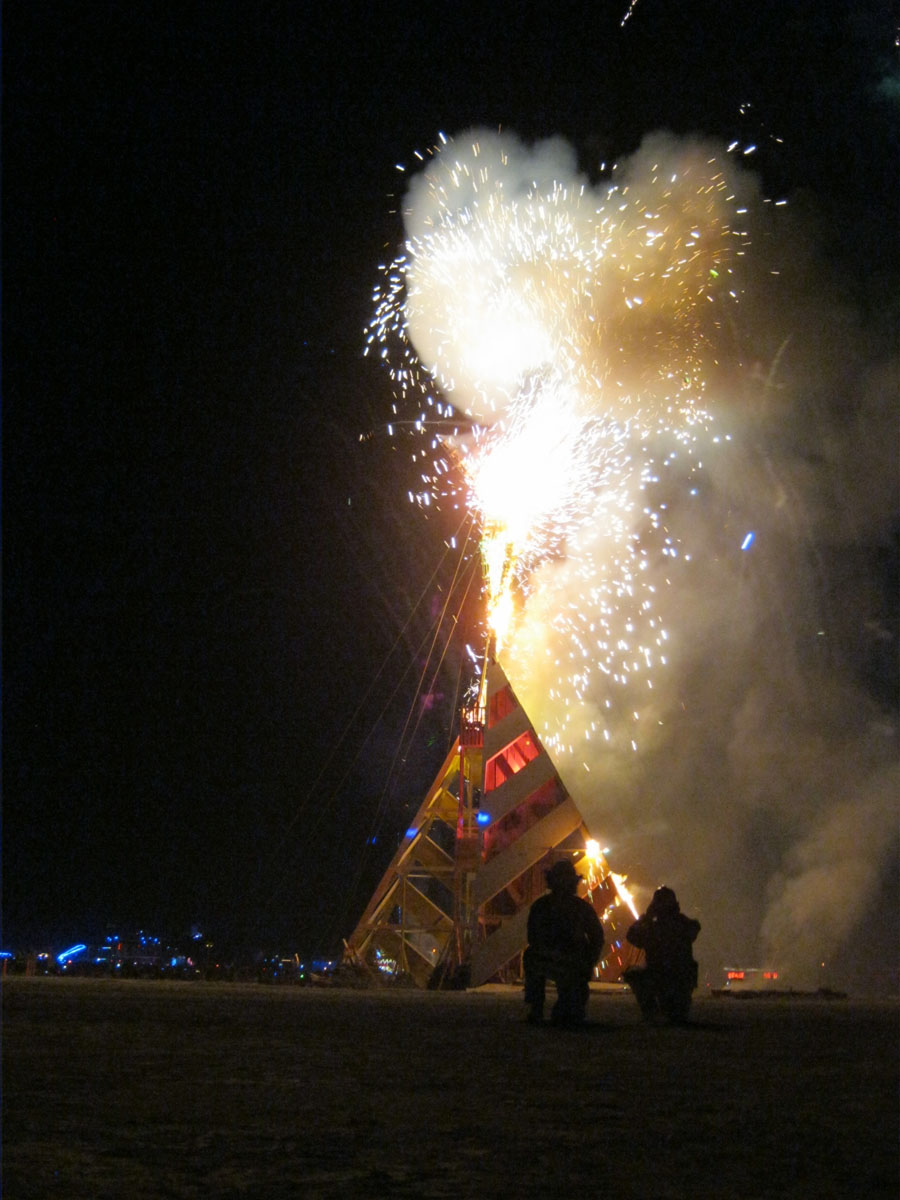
[[580, 839, 639, 920], [481, 527, 515, 650], [611, 872, 640, 920], [465, 379, 589, 649]]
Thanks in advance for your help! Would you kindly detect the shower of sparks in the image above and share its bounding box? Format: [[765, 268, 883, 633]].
[[610, 873, 641, 920], [365, 130, 755, 758], [583, 838, 640, 919]]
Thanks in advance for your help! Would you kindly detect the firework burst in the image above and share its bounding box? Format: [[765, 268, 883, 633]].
[[366, 128, 759, 759]]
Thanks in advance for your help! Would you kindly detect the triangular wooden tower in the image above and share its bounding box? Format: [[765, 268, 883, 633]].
[[343, 652, 641, 987]]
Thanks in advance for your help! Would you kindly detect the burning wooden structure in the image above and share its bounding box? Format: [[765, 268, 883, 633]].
[[343, 651, 641, 987]]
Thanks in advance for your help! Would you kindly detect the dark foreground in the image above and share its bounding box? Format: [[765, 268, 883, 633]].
[[3, 979, 897, 1199]]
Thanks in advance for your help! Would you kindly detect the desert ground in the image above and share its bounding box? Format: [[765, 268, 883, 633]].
[[3, 977, 897, 1199]]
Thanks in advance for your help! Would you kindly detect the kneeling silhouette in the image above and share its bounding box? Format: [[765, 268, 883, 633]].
[[624, 886, 700, 1024], [523, 859, 604, 1027]]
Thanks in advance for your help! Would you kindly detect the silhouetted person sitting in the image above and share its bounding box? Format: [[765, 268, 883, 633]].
[[624, 886, 700, 1024], [524, 859, 604, 1027]]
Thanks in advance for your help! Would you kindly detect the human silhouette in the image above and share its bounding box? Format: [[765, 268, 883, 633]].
[[523, 858, 604, 1027], [624, 886, 701, 1024]]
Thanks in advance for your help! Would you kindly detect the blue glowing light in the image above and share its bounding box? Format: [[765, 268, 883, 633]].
[[57, 943, 87, 964], [476, 812, 491, 826], [741, 531, 755, 551], [405, 827, 418, 839]]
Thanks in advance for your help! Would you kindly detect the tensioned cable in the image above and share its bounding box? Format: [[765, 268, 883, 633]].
[[278, 508, 477, 842], [255, 511, 481, 925], [256, 605, 459, 933], [325, 549, 482, 947], [316, 528, 480, 916], [355, 542, 480, 852], [383, 525, 480, 808]]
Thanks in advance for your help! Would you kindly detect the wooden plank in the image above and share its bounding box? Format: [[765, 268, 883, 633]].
[[409, 835, 455, 877], [470, 904, 530, 987], [483, 704, 531, 759], [474, 796, 582, 906], [482, 752, 557, 823]]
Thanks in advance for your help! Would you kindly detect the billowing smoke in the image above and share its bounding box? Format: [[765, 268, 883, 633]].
[[382, 129, 898, 993]]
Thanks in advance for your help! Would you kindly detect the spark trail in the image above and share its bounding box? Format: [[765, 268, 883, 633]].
[[366, 128, 758, 760]]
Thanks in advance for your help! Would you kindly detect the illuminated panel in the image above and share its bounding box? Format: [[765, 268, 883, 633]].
[[474, 796, 582, 907], [481, 752, 557, 824], [488, 685, 516, 726], [484, 730, 540, 791], [483, 776, 564, 860]]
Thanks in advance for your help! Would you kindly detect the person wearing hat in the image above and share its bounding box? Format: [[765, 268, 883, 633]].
[[523, 858, 604, 1027], [623, 886, 701, 1024]]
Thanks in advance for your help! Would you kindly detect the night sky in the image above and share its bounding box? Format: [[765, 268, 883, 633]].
[[4, 2, 898, 960]]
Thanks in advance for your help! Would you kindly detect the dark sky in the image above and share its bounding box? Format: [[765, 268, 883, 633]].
[[4, 2, 897, 955]]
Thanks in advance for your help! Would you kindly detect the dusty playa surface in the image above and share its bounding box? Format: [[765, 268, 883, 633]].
[[3, 978, 897, 1198]]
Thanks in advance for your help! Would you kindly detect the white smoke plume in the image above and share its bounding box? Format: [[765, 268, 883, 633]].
[[386, 129, 898, 992]]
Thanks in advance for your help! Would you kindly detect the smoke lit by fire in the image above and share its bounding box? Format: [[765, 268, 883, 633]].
[[367, 128, 898, 990], [368, 128, 753, 743]]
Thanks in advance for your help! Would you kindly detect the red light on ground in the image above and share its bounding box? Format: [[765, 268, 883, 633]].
[[763, 971, 778, 980], [727, 971, 744, 980]]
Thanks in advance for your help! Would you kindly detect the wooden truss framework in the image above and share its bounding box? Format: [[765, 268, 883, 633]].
[[343, 654, 641, 987]]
